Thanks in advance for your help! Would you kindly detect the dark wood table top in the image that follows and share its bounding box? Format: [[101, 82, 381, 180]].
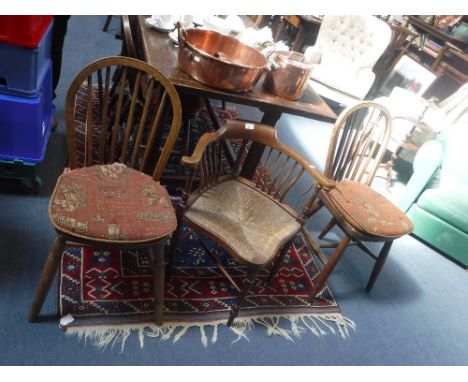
[[135, 15, 336, 123], [407, 16, 467, 49]]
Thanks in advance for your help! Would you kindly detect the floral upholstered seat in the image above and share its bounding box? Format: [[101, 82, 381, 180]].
[[49, 163, 177, 243], [321, 180, 413, 238]]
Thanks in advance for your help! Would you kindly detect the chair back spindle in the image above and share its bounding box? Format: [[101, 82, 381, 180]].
[[65, 56, 182, 182], [196, 140, 225, 191], [325, 102, 392, 186]]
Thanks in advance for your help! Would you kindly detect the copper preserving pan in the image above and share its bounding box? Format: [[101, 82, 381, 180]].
[[263, 51, 313, 101], [178, 27, 269, 92]]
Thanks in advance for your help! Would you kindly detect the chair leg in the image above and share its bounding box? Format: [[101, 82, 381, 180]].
[[267, 239, 292, 284], [318, 217, 337, 239], [28, 235, 66, 322], [366, 240, 393, 292], [181, 117, 192, 159], [383, 155, 396, 192], [167, 208, 184, 278], [227, 266, 260, 327], [308, 200, 323, 217], [309, 235, 350, 299], [150, 242, 166, 326], [103, 15, 113, 32], [274, 18, 286, 42]]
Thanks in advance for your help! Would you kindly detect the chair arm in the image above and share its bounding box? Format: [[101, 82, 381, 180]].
[[303, 45, 322, 64], [180, 119, 277, 168], [181, 118, 336, 191], [181, 130, 220, 168], [396, 139, 443, 212], [303, 165, 336, 191]]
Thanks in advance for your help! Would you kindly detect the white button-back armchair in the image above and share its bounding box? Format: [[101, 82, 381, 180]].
[[305, 15, 392, 107]]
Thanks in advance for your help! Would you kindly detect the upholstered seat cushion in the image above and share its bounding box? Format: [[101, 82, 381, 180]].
[[321, 180, 413, 238], [49, 164, 176, 243], [184, 179, 301, 266], [311, 64, 371, 99]]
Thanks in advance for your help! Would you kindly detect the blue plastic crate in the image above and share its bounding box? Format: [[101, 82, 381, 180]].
[[0, 61, 53, 163], [0, 21, 52, 98]]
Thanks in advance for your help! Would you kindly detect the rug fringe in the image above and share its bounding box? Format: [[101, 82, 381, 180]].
[[64, 313, 356, 351]]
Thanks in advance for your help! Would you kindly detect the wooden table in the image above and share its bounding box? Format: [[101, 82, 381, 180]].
[[405, 16, 468, 89], [134, 16, 336, 178], [407, 16, 467, 50]]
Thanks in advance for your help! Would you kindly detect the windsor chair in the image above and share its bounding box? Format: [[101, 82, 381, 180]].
[[307, 102, 413, 297], [308, 102, 393, 217], [28, 56, 182, 325]]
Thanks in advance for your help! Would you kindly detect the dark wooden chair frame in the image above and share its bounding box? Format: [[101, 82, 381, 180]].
[[28, 56, 182, 325], [169, 119, 335, 326], [122, 15, 138, 59], [102, 15, 114, 32]]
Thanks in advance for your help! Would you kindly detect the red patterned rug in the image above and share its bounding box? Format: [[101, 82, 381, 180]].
[[62, 91, 355, 348], [58, 226, 355, 349]]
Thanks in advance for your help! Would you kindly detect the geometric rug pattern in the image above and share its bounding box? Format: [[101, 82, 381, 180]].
[[58, 226, 355, 348]]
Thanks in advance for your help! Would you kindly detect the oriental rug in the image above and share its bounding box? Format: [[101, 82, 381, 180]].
[[64, 86, 355, 349], [58, 227, 356, 349]]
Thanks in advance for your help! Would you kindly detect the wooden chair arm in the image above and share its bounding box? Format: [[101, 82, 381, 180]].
[[304, 165, 337, 191], [180, 131, 221, 168], [181, 119, 276, 167], [181, 118, 336, 191]]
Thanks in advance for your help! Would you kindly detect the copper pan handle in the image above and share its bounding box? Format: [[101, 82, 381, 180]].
[[258, 41, 279, 71], [176, 23, 187, 47], [183, 47, 200, 62]]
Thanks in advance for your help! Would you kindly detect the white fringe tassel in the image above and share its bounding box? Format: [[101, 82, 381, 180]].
[[65, 313, 356, 351]]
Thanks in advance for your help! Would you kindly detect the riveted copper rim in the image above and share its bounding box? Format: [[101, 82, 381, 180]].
[[178, 27, 269, 92]]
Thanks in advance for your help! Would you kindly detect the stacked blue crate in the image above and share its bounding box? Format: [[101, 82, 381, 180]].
[[0, 19, 54, 191]]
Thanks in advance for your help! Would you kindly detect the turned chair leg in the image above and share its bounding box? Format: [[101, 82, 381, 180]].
[[182, 118, 192, 160], [150, 242, 166, 326], [308, 200, 324, 217], [103, 15, 113, 32], [318, 217, 337, 240], [227, 266, 260, 327], [366, 240, 393, 292], [167, 215, 184, 278], [309, 235, 350, 299], [167, 196, 187, 278], [29, 235, 66, 322], [267, 239, 293, 284], [383, 155, 396, 192]]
